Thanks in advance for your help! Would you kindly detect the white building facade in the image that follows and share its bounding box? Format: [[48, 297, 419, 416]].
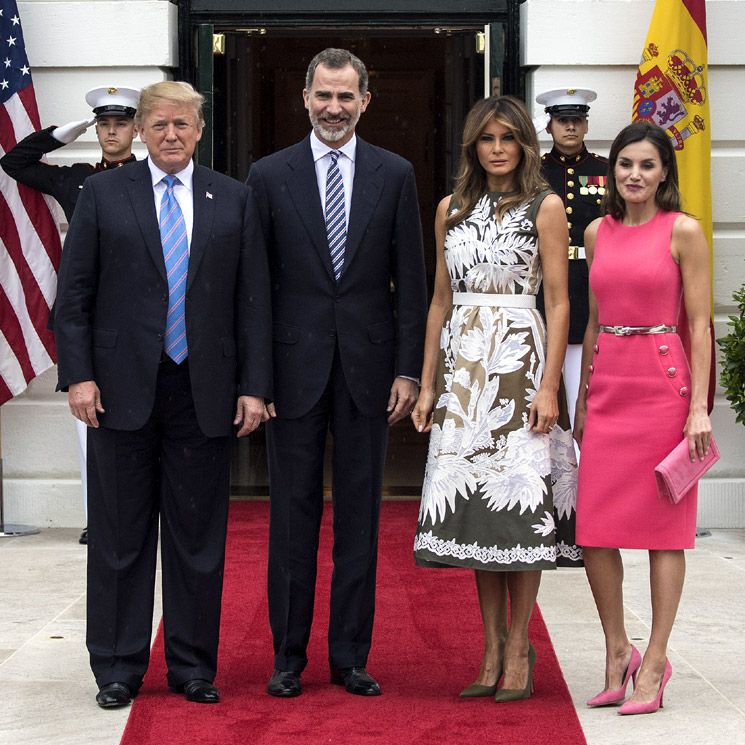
[[2, 0, 743, 527]]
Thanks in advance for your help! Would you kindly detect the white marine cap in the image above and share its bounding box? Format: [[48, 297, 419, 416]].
[[535, 87, 597, 117], [85, 86, 140, 118]]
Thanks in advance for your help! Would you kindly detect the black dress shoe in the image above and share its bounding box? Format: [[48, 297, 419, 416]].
[[169, 678, 220, 703], [96, 682, 133, 708], [267, 669, 302, 698], [330, 668, 381, 696], [79, 528, 88, 545]]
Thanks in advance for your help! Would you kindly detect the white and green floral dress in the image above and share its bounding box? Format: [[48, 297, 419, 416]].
[[414, 189, 582, 571]]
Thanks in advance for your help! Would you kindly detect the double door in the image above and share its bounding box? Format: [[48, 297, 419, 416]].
[[186, 15, 518, 496]]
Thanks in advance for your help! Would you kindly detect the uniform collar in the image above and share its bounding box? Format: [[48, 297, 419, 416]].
[[547, 143, 589, 167], [97, 153, 137, 171]]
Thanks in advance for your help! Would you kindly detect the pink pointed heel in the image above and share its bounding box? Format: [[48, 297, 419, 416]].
[[618, 658, 672, 715], [586, 645, 642, 707]]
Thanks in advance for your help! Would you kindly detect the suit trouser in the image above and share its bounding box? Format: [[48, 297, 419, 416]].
[[86, 358, 231, 691], [266, 348, 388, 672]]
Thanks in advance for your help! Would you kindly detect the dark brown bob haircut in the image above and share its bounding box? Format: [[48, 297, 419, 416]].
[[602, 121, 683, 219]]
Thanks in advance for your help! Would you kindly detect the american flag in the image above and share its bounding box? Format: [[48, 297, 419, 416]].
[[1, 0, 61, 405]]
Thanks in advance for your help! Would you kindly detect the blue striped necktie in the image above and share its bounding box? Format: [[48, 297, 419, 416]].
[[325, 150, 346, 282], [159, 174, 188, 363]]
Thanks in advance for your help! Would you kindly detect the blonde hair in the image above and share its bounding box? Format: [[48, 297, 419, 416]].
[[135, 81, 205, 129], [447, 96, 543, 230]]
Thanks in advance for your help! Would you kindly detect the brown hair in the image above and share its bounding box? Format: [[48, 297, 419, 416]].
[[446, 95, 543, 230], [602, 121, 682, 219], [135, 81, 205, 129]]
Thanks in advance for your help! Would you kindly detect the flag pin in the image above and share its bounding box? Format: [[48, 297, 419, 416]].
[[206, 191, 213, 199]]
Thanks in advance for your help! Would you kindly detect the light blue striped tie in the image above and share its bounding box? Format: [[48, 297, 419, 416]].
[[325, 150, 346, 282], [159, 175, 188, 363]]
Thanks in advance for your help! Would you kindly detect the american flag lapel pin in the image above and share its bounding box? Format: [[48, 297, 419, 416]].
[[206, 191, 213, 199]]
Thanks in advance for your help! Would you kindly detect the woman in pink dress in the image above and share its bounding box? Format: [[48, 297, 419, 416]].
[[574, 122, 713, 715]]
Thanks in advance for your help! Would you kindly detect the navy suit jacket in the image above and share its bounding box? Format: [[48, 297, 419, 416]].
[[55, 159, 272, 437], [247, 135, 427, 419]]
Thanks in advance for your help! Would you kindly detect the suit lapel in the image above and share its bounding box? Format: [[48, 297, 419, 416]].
[[127, 160, 166, 283], [285, 140, 336, 282], [345, 138, 383, 274], [188, 165, 215, 291]]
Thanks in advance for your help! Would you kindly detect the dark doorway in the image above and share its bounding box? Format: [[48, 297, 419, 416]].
[[218, 31, 486, 496]]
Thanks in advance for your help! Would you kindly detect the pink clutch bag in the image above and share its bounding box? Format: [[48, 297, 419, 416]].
[[655, 436, 720, 504]]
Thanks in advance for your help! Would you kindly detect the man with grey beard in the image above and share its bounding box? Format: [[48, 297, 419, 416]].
[[246, 48, 428, 698]]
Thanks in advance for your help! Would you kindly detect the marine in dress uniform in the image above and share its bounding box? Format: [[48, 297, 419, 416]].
[[0, 86, 140, 222], [0, 86, 140, 544], [536, 88, 607, 436]]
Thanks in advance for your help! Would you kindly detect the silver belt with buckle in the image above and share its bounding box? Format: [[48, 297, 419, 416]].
[[568, 245, 586, 260], [599, 324, 677, 336]]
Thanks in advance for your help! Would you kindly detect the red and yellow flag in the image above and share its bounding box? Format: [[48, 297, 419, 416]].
[[633, 0, 715, 410], [632, 0, 712, 257]]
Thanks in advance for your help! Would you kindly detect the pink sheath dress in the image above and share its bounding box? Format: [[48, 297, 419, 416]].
[[576, 210, 697, 550]]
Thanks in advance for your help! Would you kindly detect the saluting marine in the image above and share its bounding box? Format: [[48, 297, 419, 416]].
[[1, 85, 140, 546], [1, 86, 139, 222], [536, 87, 607, 438]]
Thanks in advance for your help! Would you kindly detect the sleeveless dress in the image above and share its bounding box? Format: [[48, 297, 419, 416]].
[[413, 189, 582, 571], [576, 210, 697, 550]]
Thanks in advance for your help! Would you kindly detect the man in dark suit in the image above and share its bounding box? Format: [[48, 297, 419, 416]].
[[54, 81, 272, 708], [247, 48, 428, 698]]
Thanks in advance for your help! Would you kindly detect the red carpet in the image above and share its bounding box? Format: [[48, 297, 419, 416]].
[[121, 501, 586, 745]]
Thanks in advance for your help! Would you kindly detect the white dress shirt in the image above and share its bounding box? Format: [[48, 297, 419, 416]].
[[148, 158, 195, 252]]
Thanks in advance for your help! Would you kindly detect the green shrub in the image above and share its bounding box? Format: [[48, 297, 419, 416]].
[[717, 284, 745, 425]]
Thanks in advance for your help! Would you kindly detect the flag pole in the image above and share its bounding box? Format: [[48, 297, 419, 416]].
[[0, 409, 40, 537]]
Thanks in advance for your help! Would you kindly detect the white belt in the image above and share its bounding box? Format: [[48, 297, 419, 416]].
[[452, 292, 536, 308]]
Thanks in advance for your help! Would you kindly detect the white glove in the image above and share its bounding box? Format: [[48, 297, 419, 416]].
[[52, 117, 96, 144], [532, 112, 552, 135]]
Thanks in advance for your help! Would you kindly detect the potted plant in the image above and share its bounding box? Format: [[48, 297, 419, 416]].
[[717, 284, 745, 425]]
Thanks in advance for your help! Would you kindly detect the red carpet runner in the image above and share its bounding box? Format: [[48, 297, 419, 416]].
[[121, 501, 586, 745]]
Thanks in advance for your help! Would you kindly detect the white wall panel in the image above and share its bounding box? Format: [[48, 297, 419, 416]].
[[708, 67, 745, 140], [521, 0, 656, 65], [712, 152, 745, 224], [522, 0, 745, 66], [713, 233, 745, 304], [2, 388, 78, 479], [19, 1, 178, 68]]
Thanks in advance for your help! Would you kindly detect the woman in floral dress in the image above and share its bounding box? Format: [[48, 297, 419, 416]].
[[411, 96, 580, 702]]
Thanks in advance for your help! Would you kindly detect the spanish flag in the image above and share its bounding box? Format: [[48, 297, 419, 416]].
[[633, 0, 715, 410], [632, 0, 712, 257]]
